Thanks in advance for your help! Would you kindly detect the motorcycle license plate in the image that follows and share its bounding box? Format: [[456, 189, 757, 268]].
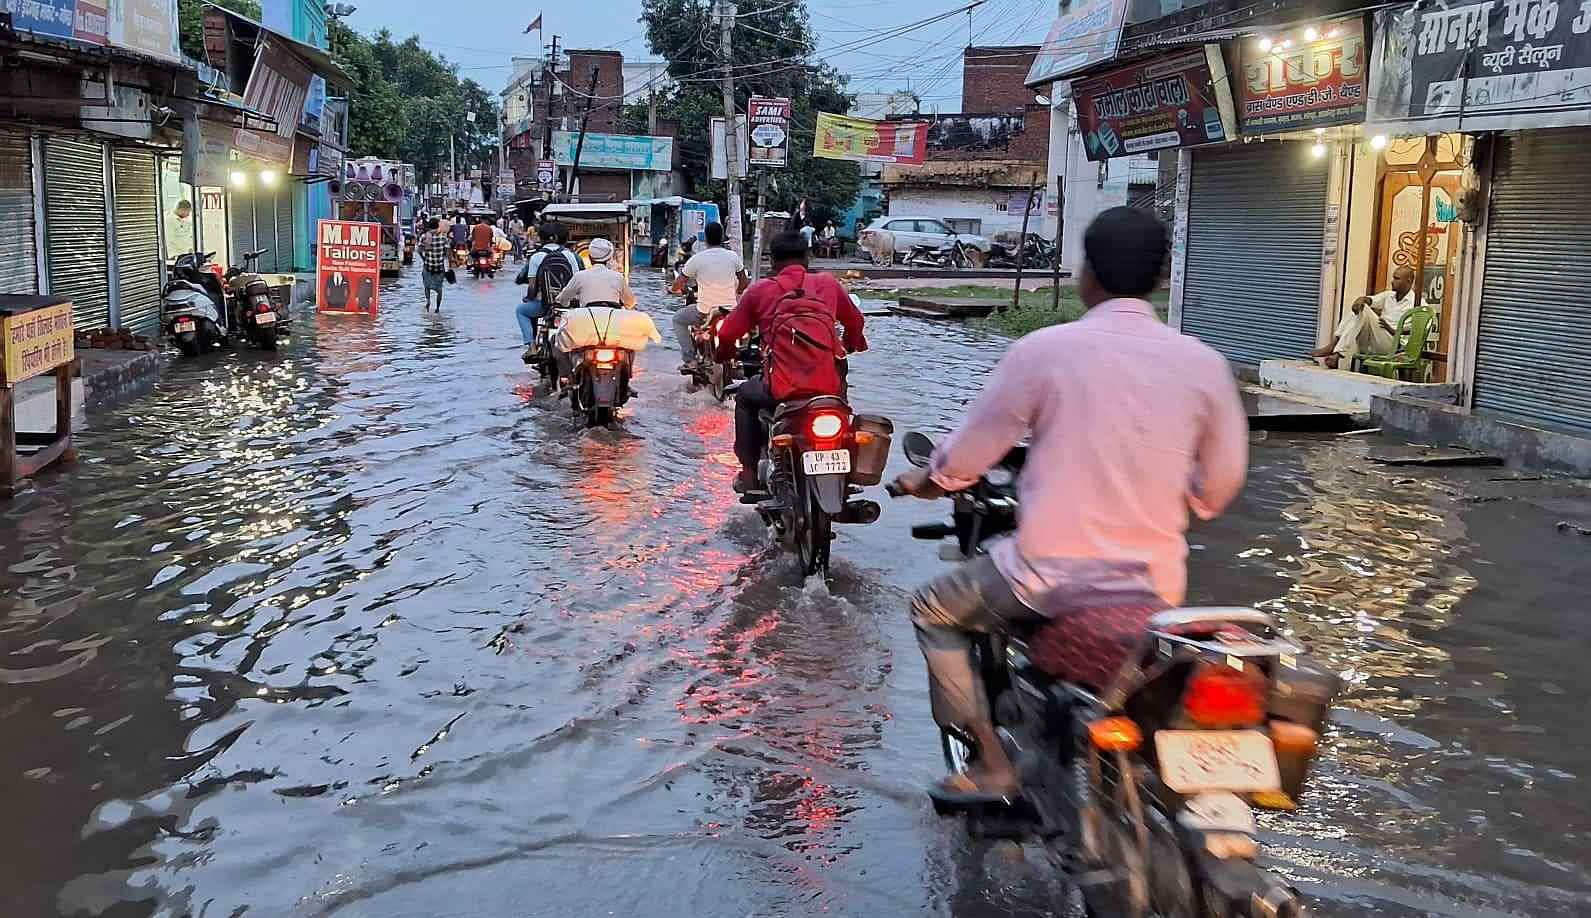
[[174, 319, 195, 334], [1155, 730, 1280, 794], [801, 449, 851, 475], [255, 312, 276, 325]]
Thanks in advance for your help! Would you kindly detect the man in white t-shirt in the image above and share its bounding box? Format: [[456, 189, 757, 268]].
[[669, 221, 749, 369], [1312, 265, 1420, 368]]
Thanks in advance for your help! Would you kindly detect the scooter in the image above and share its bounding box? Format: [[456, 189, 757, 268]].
[[888, 432, 1334, 918], [162, 251, 228, 357], [225, 248, 286, 351]]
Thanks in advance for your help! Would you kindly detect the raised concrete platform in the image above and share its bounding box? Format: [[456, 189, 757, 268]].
[[1241, 385, 1363, 432], [1259, 359, 1460, 410], [1372, 394, 1591, 477], [14, 349, 160, 434], [895, 296, 998, 319]]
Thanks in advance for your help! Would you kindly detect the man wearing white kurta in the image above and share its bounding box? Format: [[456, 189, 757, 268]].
[[1313, 266, 1419, 369]]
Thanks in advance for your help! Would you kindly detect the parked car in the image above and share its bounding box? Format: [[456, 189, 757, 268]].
[[859, 216, 991, 265]]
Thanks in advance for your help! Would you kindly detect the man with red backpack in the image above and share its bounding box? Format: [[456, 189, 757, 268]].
[[715, 232, 869, 493]]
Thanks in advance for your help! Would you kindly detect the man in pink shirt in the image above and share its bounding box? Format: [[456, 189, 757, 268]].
[[891, 207, 1249, 803]]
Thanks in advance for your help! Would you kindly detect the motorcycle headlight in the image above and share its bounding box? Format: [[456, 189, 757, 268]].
[[985, 467, 1015, 488]]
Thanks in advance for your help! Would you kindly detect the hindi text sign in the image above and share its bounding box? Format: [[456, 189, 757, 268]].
[[2, 300, 75, 386], [1073, 47, 1238, 161], [1240, 18, 1368, 133], [812, 113, 929, 165]]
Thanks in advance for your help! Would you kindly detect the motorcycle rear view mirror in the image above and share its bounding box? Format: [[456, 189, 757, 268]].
[[902, 431, 935, 468]]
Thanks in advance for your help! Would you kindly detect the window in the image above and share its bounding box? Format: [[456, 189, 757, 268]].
[[921, 219, 952, 235], [944, 218, 981, 235]]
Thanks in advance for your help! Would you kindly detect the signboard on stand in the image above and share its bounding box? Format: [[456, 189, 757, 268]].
[[748, 96, 791, 167], [1073, 47, 1238, 161], [1, 300, 74, 385], [1239, 18, 1368, 134], [1368, 0, 1591, 132], [316, 220, 381, 315]]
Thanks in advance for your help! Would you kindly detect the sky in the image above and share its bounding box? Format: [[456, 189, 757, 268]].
[[341, 0, 1055, 112]]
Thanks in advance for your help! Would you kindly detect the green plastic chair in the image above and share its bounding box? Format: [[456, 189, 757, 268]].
[[1361, 307, 1437, 382]]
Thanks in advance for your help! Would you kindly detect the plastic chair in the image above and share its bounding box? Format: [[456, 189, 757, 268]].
[[1361, 307, 1437, 382]]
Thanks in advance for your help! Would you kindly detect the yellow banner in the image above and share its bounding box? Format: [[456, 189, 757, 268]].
[[812, 112, 928, 165], [2, 301, 75, 386]]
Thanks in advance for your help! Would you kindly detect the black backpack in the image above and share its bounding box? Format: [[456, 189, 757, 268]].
[[533, 245, 575, 303]]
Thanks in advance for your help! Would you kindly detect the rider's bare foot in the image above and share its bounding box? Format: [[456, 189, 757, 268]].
[[929, 767, 1020, 804]]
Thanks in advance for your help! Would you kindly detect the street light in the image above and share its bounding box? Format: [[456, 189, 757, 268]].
[[327, 3, 357, 18], [229, 170, 248, 187], [260, 169, 279, 186]]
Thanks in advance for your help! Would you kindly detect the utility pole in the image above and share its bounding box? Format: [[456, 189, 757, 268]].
[[542, 35, 561, 159], [647, 60, 659, 136], [751, 172, 769, 281], [566, 66, 601, 200], [1009, 172, 1039, 313], [715, 0, 744, 257], [450, 135, 456, 184]]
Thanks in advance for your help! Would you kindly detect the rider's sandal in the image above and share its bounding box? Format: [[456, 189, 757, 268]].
[[927, 772, 1021, 807]]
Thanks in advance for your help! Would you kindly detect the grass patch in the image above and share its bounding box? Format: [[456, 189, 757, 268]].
[[862, 284, 1167, 337]]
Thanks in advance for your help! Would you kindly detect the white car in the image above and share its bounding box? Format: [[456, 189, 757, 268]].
[[860, 216, 991, 264]]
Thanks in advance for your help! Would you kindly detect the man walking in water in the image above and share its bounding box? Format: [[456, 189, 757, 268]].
[[418, 217, 450, 311]]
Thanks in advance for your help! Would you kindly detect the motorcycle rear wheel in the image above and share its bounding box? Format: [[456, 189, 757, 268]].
[[709, 360, 729, 402], [793, 479, 831, 576], [256, 328, 279, 351]]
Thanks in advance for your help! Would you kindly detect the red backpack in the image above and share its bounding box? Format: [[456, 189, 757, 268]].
[[763, 274, 845, 400]]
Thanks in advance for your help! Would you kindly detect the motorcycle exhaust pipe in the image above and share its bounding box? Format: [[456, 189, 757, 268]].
[[835, 499, 880, 525]]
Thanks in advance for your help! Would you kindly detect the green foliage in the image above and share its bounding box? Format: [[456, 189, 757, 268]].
[[177, 0, 261, 61], [638, 0, 861, 222], [327, 21, 501, 183]]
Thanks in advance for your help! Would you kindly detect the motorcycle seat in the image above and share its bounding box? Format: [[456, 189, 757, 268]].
[[1024, 594, 1168, 692], [773, 395, 848, 419]]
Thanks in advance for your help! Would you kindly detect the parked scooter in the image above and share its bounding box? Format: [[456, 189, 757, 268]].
[[225, 248, 286, 350], [888, 431, 1334, 918], [162, 251, 228, 357]]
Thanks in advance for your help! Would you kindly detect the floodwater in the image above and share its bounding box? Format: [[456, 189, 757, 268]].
[[2, 269, 1589, 917]]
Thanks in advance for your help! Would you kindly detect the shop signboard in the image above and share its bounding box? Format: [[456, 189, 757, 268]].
[[1, 300, 74, 386], [316, 220, 380, 315], [812, 112, 929, 165], [1073, 47, 1238, 161], [110, 0, 178, 61], [535, 159, 557, 190], [1025, 0, 1129, 87], [0, 0, 107, 43], [235, 38, 313, 167], [748, 96, 791, 168], [1239, 18, 1368, 134], [1368, 0, 1591, 132], [550, 131, 674, 172]]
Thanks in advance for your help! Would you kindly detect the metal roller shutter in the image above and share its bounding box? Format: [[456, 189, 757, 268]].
[[1180, 143, 1328, 366], [1472, 130, 1591, 434], [271, 184, 295, 273], [230, 186, 258, 268], [111, 149, 162, 335], [0, 130, 37, 295], [44, 136, 111, 329]]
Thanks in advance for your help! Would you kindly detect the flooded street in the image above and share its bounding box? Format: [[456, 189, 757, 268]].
[[3, 269, 1589, 917]]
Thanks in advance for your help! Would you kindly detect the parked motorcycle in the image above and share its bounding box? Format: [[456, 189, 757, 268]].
[[888, 431, 1334, 918], [987, 234, 1057, 269], [470, 249, 497, 279], [162, 251, 228, 357], [905, 238, 974, 270], [740, 384, 891, 577], [225, 248, 286, 351]]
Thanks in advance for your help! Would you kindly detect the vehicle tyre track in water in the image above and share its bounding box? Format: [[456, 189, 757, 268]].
[[2, 269, 1589, 916]]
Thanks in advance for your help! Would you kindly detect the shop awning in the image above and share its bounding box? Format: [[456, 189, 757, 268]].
[[202, 3, 353, 90]]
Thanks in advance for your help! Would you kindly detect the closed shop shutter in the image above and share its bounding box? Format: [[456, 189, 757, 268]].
[[1473, 129, 1591, 434], [0, 130, 38, 295], [111, 149, 162, 335], [230, 186, 258, 267], [1180, 143, 1328, 366], [44, 136, 111, 329], [271, 184, 295, 273]]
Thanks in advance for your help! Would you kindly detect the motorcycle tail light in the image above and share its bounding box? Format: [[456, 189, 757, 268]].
[[1087, 716, 1142, 752], [1181, 661, 1268, 729], [809, 412, 844, 439], [594, 348, 617, 363]]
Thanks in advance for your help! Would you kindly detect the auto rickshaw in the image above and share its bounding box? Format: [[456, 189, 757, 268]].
[[539, 202, 631, 277]]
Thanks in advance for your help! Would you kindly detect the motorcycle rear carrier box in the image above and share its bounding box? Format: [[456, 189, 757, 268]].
[[850, 414, 893, 485], [1267, 656, 1339, 734]]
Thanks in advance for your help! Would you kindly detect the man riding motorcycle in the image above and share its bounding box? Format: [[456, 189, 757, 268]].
[[889, 207, 1249, 805], [470, 216, 497, 271], [516, 221, 583, 364], [714, 231, 868, 494], [669, 221, 749, 371]]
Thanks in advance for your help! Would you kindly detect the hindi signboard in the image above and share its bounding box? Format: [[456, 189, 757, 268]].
[[748, 96, 791, 168], [1239, 18, 1368, 134], [812, 113, 929, 165], [2, 300, 74, 386], [1025, 0, 1129, 87], [1368, 0, 1591, 132], [316, 220, 380, 316], [550, 131, 673, 171], [1073, 47, 1238, 161]]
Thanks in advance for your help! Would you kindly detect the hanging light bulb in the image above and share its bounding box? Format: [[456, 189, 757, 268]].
[[1258, 37, 1273, 52], [1304, 27, 1320, 41], [1280, 39, 1293, 49], [1370, 134, 1389, 150], [229, 170, 248, 187], [1310, 142, 1327, 158]]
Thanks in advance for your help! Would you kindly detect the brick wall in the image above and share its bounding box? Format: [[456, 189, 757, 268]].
[[562, 50, 626, 134], [961, 46, 1041, 113]]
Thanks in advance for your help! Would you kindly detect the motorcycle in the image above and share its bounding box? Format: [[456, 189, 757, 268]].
[[888, 431, 1335, 918], [682, 306, 741, 402], [162, 251, 228, 357], [568, 337, 633, 428], [470, 249, 497, 279], [987, 234, 1057, 269], [225, 248, 286, 351], [905, 238, 974, 270], [451, 243, 470, 268]]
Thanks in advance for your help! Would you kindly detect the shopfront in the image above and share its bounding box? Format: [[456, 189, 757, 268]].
[[42, 134, 112, 330], [0, 129, 38, 297]]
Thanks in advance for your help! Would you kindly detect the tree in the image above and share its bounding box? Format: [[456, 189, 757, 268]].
[[637, 0, 861, 223], [177, 0, 261, 61]]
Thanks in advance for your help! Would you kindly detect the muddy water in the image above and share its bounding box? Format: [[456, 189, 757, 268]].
[[2, 270, 1588, 917]]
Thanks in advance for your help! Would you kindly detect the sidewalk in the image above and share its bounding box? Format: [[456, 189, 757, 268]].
[[13, 349, 161, 434]]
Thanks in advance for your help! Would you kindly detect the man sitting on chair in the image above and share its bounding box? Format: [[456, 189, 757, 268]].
[[1312, 266, 1419, 369]]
